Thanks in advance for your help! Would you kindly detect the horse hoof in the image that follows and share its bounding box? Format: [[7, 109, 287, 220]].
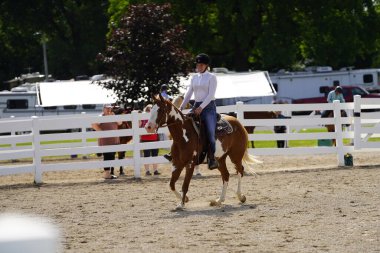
[[239, 195, 247, 203], [174, 203, 185, 211], [210, 200, 222, 206]]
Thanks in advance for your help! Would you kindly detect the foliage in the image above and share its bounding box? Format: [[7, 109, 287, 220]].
[[1, 0, 380, 87], [0, 0, 109, 85], [98, 3, 192, 108]]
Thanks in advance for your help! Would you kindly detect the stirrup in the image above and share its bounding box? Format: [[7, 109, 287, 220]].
[[164, 153, 172, 162], [208, 159, 219, 170]]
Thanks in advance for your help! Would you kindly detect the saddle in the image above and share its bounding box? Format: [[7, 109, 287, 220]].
[[187, 113, 233, 138], [186, 113, 233, 166], [215, 114, 234, 137]]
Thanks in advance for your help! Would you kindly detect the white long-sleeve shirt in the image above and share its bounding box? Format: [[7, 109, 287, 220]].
[[180, 71, 217, 110]]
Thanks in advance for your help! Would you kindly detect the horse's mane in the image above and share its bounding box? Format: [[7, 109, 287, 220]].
[[165, 97, 187, 119]]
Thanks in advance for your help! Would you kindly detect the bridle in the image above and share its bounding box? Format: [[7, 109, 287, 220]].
[[154, 100, 203, 165]]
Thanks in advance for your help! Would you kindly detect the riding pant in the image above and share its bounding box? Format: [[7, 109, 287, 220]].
[[193, 101, 217, 156]]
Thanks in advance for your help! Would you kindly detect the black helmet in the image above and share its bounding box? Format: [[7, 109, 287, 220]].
[[195, 53, 210, 65], [161, 84, 167, 90], [335, 86, 343, 93]]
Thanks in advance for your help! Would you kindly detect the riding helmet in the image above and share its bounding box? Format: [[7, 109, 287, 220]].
[[195, 53, 210, 65], [335, 86, 343, 93]]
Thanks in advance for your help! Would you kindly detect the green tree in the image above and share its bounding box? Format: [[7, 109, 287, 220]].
[[0, 0, 109, 85], [297, 0, 380, 69], [98, 3, 192, 108]]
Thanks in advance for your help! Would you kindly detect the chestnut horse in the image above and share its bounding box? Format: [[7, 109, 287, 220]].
[[244, 111, 277, 148], [145, 94, 258, 210]]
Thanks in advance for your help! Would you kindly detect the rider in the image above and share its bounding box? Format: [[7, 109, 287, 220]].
[[321, 86, 345, 117], [179, 53, 219, 170]]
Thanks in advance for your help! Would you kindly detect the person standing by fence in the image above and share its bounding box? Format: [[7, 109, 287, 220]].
[[111, 106, 132, 176], [92, 104, 121, 179], [321, 86, 345, 118], [140, 104, 160, 176]]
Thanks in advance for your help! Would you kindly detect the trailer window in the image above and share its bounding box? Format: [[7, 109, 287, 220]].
[[82, 104, 96, 109], [363, 74, 373, 83], [44, 106, 57, 110], [63, 105, 77, 110], [352, 87, 367, 96], [7, 99, 28, 109], [272, 83, 278, 92]]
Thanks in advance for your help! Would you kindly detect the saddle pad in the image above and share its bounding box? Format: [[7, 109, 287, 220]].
[[216, 117, 233, 137]]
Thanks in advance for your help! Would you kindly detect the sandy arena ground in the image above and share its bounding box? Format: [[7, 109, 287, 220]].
[[0, 153, 379, 253]]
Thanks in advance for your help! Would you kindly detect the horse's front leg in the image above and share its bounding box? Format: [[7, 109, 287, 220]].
[[176, 163, 195, 210], [169, 164, 186, 209]]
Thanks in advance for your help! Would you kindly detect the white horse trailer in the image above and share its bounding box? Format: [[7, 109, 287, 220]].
[[0, 80, 117, 119], [270, 67, 380, 102]]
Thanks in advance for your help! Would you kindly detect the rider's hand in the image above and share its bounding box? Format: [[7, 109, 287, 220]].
[[194, 107, 203, 115]]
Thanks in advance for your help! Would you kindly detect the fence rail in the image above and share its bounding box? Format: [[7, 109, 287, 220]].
[[1, 95, 379, 183]]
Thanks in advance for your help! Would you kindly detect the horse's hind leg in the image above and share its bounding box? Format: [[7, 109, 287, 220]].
[[210, 154, 229, 206], [236, 172, 246, 203], [230, 155, 247, 203]]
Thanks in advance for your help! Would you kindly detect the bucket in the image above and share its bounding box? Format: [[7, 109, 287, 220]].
[[344, 153, 353, 166], [318, 139, 333, 146]]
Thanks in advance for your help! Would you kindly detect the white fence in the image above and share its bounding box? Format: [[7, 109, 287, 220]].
[[1, 95, 380, 183]]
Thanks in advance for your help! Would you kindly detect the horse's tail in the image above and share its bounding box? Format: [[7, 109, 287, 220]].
[[242, 150, 262, 175]]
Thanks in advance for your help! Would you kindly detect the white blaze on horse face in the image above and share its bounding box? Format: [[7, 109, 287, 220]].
[[145, 104, 159, 133]]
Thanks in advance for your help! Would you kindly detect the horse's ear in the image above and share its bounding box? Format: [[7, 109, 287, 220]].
[[152, 93, 160, 102], [158, 92, 165, 101]]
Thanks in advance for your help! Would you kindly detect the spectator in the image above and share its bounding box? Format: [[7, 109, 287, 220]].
[[274, 111, 287, 148], [140, 104, 160, 176], [111, 106, 132, 176], [160, 84, 172, 100], [321, 86, 345, 118], [92, 104, 121, 179]]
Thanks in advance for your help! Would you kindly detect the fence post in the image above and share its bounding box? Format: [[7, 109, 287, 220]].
[[131, 110, 141, 178], [333, 100, 345, 166], [31, 116, 43, 183], [81, 112, 87, 159], [353, 95, 361, 150], [236, 101, 244, 122]]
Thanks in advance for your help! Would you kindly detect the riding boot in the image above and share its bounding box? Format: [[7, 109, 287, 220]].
[[110, 167, 114, 175], [163, 153, 172, 161], [208, 154, 219, 170]]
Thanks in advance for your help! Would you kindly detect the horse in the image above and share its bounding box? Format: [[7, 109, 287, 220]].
[[144, 94, 258, 210], [244, 111, 277, 148]]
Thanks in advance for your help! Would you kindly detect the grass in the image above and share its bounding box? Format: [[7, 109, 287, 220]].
[[2, 128, 380, 155], [251, 128, 354, 148]]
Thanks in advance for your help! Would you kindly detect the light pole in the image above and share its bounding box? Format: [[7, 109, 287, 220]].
[[35, 32, 49, 81], [42, 39, 49, 81]]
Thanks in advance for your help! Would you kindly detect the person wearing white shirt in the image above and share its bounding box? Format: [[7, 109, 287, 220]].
[[180, 53, 219, 170]]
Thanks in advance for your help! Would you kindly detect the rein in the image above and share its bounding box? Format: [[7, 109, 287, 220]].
[[155, 102, 203, 164]]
